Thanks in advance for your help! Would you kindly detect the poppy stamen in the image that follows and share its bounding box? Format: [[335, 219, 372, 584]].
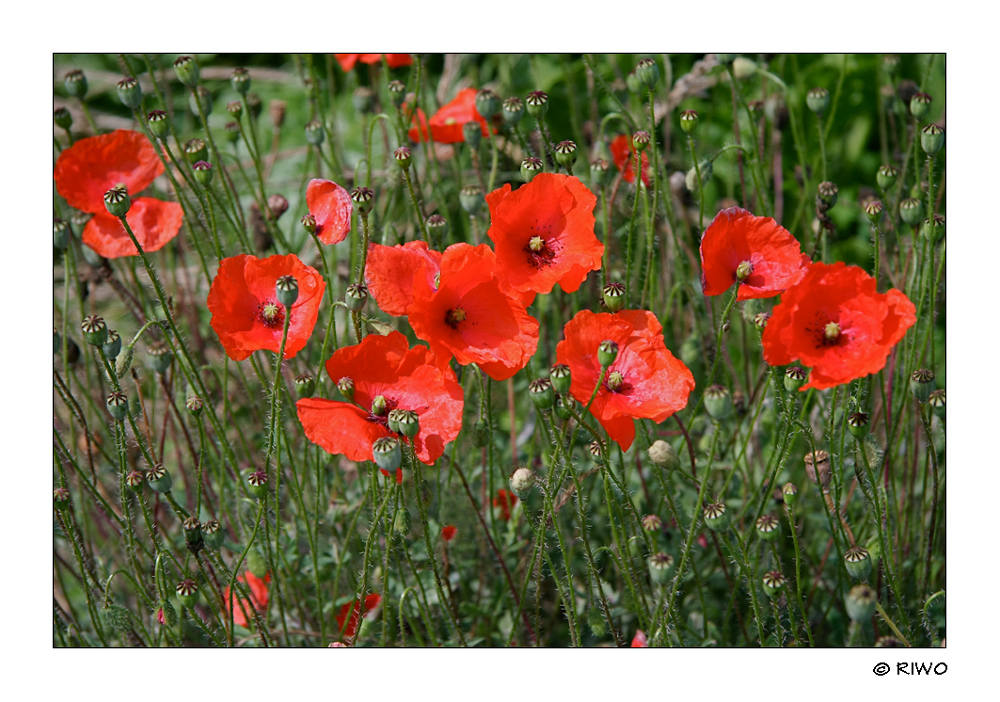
[[256, 300, 285, 328], [445, 306, 467, 329], [824, 321, 841, 344], [523, 235, 557, 269], [367, 394, 398, 425], [606, 370, 625, 392], [736, 260, 753, 282]]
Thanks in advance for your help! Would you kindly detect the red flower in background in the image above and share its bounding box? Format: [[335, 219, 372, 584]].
[[486, 173, 603, 297], [556, 310, 694, 451], [408, 88, 490, 144], [296, 331, 464, 465], [225, 571, 271, 629], [336, 593, 382, 638], [208, 254, 325, 361], [493, 490, 518, 521], [700, 207, 811, 301], [610, 134, 650, 187], [306, 179, 353, 245], [407, 243, 539, 381], [365, 241, 443, 316], [441, 525, 458, 542], [631, 630, 649, 647], [762, 262, 916, 391], [335, 54, 412, 71], [54, 130, 183, 258]]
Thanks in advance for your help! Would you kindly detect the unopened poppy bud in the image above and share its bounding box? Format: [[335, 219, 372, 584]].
[[762, 570, 786, 598], [529, 378, 556, 411], [648, 440, 680, 471], [921, 214, 945, 243], [502, 96, 524, 125], [459, 185, 483, 215], [846, 411, 870, 439], [387, 80, 407, 108], [202, 519, 223, 549], [641, 514, 662, 533], [804, 450, 832, 492], [910, 369, 935, 403], [65, 69, 88, 99], [54, 219, 71, 250], [54, 106, 73, 130], [475, 89, 500, 119], [147, 463, 172, 493], [509, 467, 536, 499], [927, 389, 945, 417], [598, 340, 619, 367], [910, 92, 932, 119], [554, 140, 577, 170], [705, 385, 733, 420], [393, 508, 412, 536], [351, 187, 374, 215], [549, 364, 572, 395], [784, 366, 807, 392], [101, 330, 121, 361], [525, 90, 548, 118], [344, 283, 368, 312], [899, 198, 924, 226], [172, 56, 200, 86], [686, 159, 712, 190], [632, 130, 651, 153], [305, 120, 326, 146], [117, 77, 143, 109], [184, 138, 207, 163], [754, 312, 770, 330], [247, 470, 268, 499], [782, 482, 798, 507], [273, 275, 298, 308], [473, 418, 489, 447], [520, 156, 544, 183], [337, 376, 355, 401], [104, 185, 130, 218], [294, 373, 315, 398], [844, 546, 873, 580], [372, 436, 402, 472], [553, 394, 575, 420], [876, 164, 898, 191], [817, 181, 839, 208], [175, 579, 199, 608], [865, 200, 883, 224], [648, 552, 674, 585], [703, 502, 729, 531], [602, 282, 626, 312], [679, 109, 699, 135], [185, 395, 203, 415], [846, 584, 877, 621], [82, 315, 108, 347], [188, 86, 213, 117], [191, 160, 213, 186], [397, 409, 419, 438], [462, 120, 482, 149], [352, 86, 374, 114], [54, 487, 71, 510], [393, 146, 412, 171], [921, 123, 944, 156], [590, 158, 612, 187], [230, 67, 251, 94], [755, 514, 781, 542], [806, 87, 830, 115], [147, 341, 173, 374], [636, 57, 660, 88]]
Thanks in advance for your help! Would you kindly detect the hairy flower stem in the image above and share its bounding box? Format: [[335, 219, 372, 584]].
[[403, 169, 429, 242], [785, 504, 815, 646], [919, 405, 941, 594], [227, 500, 265, 646], [687, 135, 706, 231]]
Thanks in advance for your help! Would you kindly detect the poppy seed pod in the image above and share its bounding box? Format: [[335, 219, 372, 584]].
[[351, 187, 374, 215], [387, 80, 407, 108], [65, 69, 88, 99], [803, 450, 832, 492], [642, 514, 663, 533], [876, 164, 898, 191], [202, 519, 223, 549], [184, 138, 207, 163], [300, 213, 317, 236], [247, 470, 268, 499], [224, 121, 241, 143], [387, 408, 405, 434], [476, 89, 500, 120], [294, 373, 315, 398], [529, 378, 556, 411], [705, 385, 733, 420], [525, 90, 548, 119], [782, 482, 798, 507], [502, 96, 524, 125], [175, 579, 199, 608], [183, 517, 203, 551], [927, 389, 945, 418], [370, 394, 388, 417], [679, 109, 699, 135], [636, 57, 660, 88], [459, 184, 483, 215], [394, 146, 412, 171], [337, 376, 355, 401], [147, 341, 173, 374], [275, 275, 299, 308], [188, 86, 213, 117], [372, 437, 402, 472], [817, 181, 838, 208], [103, 185, 131, 218], [844, 546, 873, 580], [632, 130, 651, 153], [117, 77, 143, 109], [520, 156, 544, 183], [921, 123, 945, 156], [396, 409, 420, 438], [549, 364, 572, 395], [345, 283, 368, 312], [352, 86, 374, 114], [231, 67, 251, 94], [754, 312, 770, 330], [784, 366, 808, 392], [602, 282, 626, 312], [806, 87, 830, 115], [172, 56, 200, 87], [553, 393, 575, 420], [54, 106, 73, 130], [648, 552, 674, 585], [865, 200, 883, 224], [755, 514, 781, 542], [703, 502, 729, 531], [910, 369, 936, 403], [426, 214, 448, 246], [597, 339, 619, 368], [53, 219, 71, 250], [509, 467, 536, 499], [846, 584, 877, 621], [910, 92, 932, 119], [81, 315, 109, 347], [899, 198, 924, 226], [461, 120, 481, 150], [847, 411, 870, 439], [146, 463, 172, 493], [305, 120, 326, 146], [185, 395, 203, 415], [192, 160, 213, 186], [606, 370, 625, 392], [921, 214, 945, 243], [54, 487, 71, 510], [590, 158, 612, 188], [588, 440, 604, 460], [648, 440, 680, 472], [125, 470, 144, 492], [762, 571, 787, 598], [554, 140, 577, 169], [246, 93, 263, 120]]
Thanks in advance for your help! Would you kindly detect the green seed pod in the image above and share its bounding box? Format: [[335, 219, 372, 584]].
[[475, 89, 500, 119], [703, 502, 729, 531], [847, 412, 870, 439], [245, 93, 263, 120], [525, 90, 548, 119], [53, 219, 71, 250], [509, 467, 536, 499], [146, 463, 172, 493], [899, 198, 924, 226], [846, 584, 877, 621], [755, 514, 781, 542], [553, 393, 575, 421], [784, 366, 807, 392], [372, 437, 402, 473], [462, 120, 482, 149], [636, 57, 660, 88], [393, 508, 412, 536], [54, 487, 71, 510], [294, 373, 316, 398], [192, 160, 213, 186], [590, 158, 612, 188], [103, 185, 130, 218], [106, 391, 129, 421], [642, 514, 663, 533], [921, 214, 945, 243], [762, 570, 787, 598], [648, 552, 674, 585], [394, 146, 412, 171], [351, 187, 374, 216], [426, 214, 448, 247], [459, 185, 483, 215], [806, 87, 830, 115], [844, 546, 873, 580], [876, 164, 898, 191], [188, 86, 213, 117], [520, 156, 544, 183], [705, 385, 733, 420], [117, 77, 143, 109], [606, 370, 625, 392], [185, 395, 203, 415], [371, 395, 388, 417], [817, 181, 839, 208], [921, 123, 944, 156], [175, 579, 199, 608], [247, 470, 268, 500], [224, 121, 241, 143], [648, 440, 680, 472], [183, 138, 208, 163], [598, 340, 619, 367], [735, 260, 753, 282], [549, 364, 572, 395], [147, 341, 173, 375], [754, 312, 770, 330], [231, 67, 251, 94], [172, 56, 200, 87], [554, 140, 577, 169], [344, 283, 368, 312], [102, 330, 121, 361], [910, 369, 935, 403], [305, 120, 326, 146], [275, 275, 299, 307], [603, 282, 626, 312], [397, 410, 420, 439], [54, 106, 73, 130], [679, 109, 699, 135], [387, 408, 405, 434], [202, 519, 224, 549], [300, 213, 317, 235], [782, 482, 798, 508], [65, 69, 88, 99], [227, 100, 243, 118], [352, 86, 374, 114], [927, 389, 945, 418], [387, 80, 407, 108], [529, 378, 556, 411], [865, 200, 884, 225], [183, 516, 203, 552], [632, 130, 651, 153], [337, 376, 355, 401], [502, 96, 524, 125], [81, 315, 108, 347], [588, 440, 604, 461], [910, 92, 932, 119], [685, 159, 712, 191]]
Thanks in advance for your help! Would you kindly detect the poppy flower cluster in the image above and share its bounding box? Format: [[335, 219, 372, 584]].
[[335, 54, 412, 71], [225, 571, 270, 629], [408, 87, 490, 144], [207, 254, 325, 361], [296, 331, 464, 465], [556, 310, 695, 451], [54, 130, 183, 258]]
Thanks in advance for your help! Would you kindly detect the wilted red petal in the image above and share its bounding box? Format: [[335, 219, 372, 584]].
[[365, 241, 442, 316], [54, 130, 163, 213], [82, 198, 183, 259], [307, 179, 353, 245]]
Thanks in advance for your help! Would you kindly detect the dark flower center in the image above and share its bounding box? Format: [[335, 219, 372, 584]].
[[445, 306, 467, 329], [366, 395, 398, 426], [806, 314, 848, 348], [256, 300, 285, 328], [605, 369, 631, 394], [523, 235, 557, 269]]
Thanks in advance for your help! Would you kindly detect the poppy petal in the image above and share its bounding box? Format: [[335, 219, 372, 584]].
[[82, 198, 183, 259], [365, 241, 442, 316], [307, 179, 353, 245], [55, 130, 164, 213], [296, 398, 389, 463]]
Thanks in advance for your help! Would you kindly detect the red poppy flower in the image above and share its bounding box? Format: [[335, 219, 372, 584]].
[[296, 331, 464, 464], [556, 310, 695, 451], [700, 207, 811, 301], [441, 525, 457, 542], [407, 243, 539, 381], [365, 241, 443, 316], [493, 489, 518, 521], [408, 88, 489, 144], [486, 173, 603, 296], [54, 129, 183, 258], [610, 134, 651, 187], [208, 254, 325, 362], [335, 54, 413, 71], [225, 571, 270, 629], [336, 593, 382, 638], [631, 630, 649, 647], [156, 608, 165, 625], [761, 262, 916, 391], [306, 179, 353, 245]]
